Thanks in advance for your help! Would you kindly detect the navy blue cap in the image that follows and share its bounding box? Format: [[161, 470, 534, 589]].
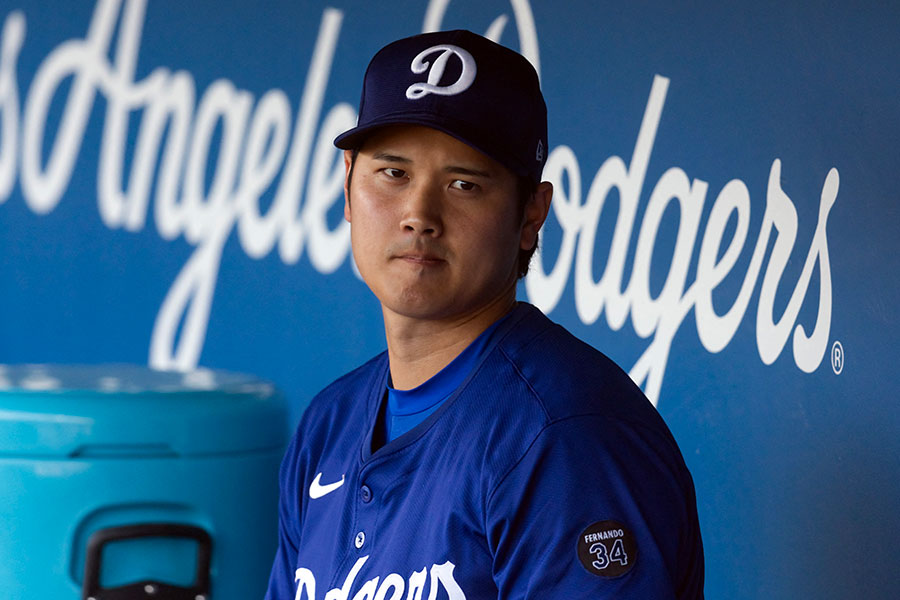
[[334, 30, 548, 185]]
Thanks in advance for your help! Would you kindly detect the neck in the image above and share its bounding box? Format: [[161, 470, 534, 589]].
[[383, 293, 516, 390]]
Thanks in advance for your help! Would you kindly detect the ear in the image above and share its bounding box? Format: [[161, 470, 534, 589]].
[[520, 181, 553, 251], [343, 149, 354, 222]]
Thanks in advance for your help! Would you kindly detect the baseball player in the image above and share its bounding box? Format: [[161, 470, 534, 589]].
[[265, 30, 703, 599]]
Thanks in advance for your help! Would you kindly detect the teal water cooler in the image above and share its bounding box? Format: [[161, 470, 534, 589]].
[[0, 364, 288, 599]]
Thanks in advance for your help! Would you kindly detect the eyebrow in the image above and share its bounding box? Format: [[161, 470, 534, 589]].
[[444, 165, 492, 179], [370, 152, 492, 179], [371, 152, 411, 164]]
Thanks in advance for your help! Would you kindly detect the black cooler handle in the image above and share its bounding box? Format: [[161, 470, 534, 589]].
[[82, 523, 212, 600]]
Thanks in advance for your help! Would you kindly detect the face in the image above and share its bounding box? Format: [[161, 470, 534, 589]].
[[344, 125, 547, 325]]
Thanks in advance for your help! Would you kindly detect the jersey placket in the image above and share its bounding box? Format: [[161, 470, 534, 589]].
[[353, 460, 383, 560]]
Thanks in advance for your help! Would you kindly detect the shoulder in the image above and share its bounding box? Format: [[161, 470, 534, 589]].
[[461, 304, 687, 492], [485, 304, 693, 502], [495, 303, 658, 424], [481, 307, 702, 594]]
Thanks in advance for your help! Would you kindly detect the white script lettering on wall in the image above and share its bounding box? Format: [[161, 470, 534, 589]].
[[528, 76, 837, 403]]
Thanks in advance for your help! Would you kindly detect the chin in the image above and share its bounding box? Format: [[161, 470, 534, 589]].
[[383, 290, 454, 320]]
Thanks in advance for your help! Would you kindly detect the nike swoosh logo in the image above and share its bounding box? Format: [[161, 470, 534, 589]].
[[309, 472, 345, 499]]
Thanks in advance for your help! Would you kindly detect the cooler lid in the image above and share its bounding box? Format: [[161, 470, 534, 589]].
[[0, 364, 288, 458]]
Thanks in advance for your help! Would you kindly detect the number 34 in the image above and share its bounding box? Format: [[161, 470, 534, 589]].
[[590, 539, 628, 570]]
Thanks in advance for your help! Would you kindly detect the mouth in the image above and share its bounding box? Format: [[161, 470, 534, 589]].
[[396, 253, 445, 265], [392, 248, 446, 266]]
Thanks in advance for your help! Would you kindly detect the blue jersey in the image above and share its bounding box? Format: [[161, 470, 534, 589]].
[[265, 303, 704, 599]]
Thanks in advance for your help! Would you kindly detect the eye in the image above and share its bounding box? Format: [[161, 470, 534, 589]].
[[381, 167, 407, 179], [450, 179, 478, 192]]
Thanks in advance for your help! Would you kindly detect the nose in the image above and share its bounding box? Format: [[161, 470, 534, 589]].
[[399, 182, 443, 237]]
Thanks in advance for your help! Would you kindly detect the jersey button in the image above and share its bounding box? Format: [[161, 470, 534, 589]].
[[354, 531, 366, 549], [360, 484, 372, 503]]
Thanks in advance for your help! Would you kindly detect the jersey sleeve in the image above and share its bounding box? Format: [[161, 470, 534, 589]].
[[264, 423, 305, 600], [485, 414, 703, 599]]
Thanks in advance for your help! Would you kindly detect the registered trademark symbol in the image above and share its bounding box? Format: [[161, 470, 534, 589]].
[[831, 341, 844, 375]]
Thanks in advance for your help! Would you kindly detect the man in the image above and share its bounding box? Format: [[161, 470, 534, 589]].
[[266, 30, 703, 599]]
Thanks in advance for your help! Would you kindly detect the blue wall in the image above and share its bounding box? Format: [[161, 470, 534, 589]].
[[1, 1, 898, 597]]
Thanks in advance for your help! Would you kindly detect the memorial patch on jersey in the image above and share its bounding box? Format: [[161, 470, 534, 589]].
[[577, 520, 637, 578]]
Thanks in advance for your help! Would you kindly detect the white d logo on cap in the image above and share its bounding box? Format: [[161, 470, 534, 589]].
[[406, 44, 476, 100]]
